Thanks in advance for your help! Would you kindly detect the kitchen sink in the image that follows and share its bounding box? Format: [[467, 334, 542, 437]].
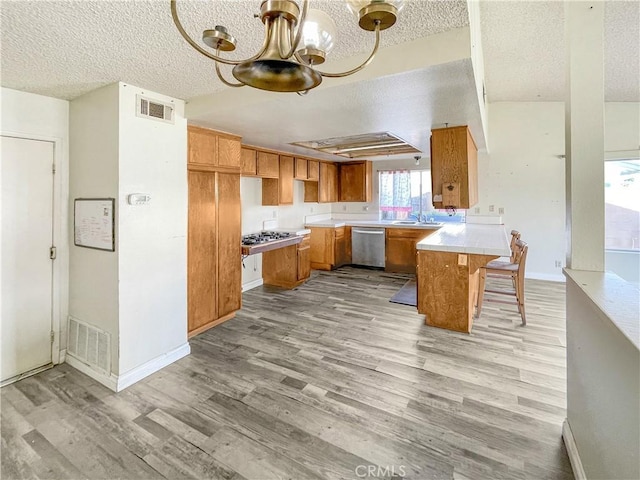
[[392, 221, 418, 225]]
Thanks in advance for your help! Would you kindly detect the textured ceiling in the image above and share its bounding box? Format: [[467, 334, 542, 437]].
[[0, 0, 469, 101], [2, 0, 636, 161], [189, 59, 484, 161], [480, 1, 640, 102]]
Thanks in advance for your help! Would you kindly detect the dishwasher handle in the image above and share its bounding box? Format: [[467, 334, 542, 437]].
[[352, 229, 385, 235]]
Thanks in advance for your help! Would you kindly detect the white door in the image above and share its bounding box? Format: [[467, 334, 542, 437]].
[[1, 135, 55, 384]]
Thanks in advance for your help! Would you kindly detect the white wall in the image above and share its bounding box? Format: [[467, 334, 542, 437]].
[[565, 272, 639, 480], [475, 102, 640, 281], [70, 82, 188, 386], [605, 102, 640, 153], [240, 178, 331, 288], [477, 102, 566, 281], [117, 83, 188, 375], [1, 87, 70, 361], [69, 83, 121, 372]]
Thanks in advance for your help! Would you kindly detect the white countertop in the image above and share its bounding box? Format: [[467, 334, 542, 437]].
[[276, 227, 311, 236], [304, 219, 444, 230], [564, 269, 640, 350], [416, 224, 510, 256]]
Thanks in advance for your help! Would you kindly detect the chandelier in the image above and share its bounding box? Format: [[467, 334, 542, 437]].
[[170, 0, 403, 93]]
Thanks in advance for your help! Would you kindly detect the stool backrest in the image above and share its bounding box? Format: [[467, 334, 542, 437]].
[[513, 239, 528, 273], [510, 230, 521, 262]]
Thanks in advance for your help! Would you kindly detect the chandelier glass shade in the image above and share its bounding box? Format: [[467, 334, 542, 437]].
[[170, 0, 402, 93]]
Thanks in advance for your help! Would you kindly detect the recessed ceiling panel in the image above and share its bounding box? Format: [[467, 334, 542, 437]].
[[291, 132, 421, 159]]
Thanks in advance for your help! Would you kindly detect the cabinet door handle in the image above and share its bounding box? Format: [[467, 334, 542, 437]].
[[353, 229, 384, 235]]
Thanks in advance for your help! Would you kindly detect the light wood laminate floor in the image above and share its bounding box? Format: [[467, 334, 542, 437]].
[[2, 267, 572, 480]]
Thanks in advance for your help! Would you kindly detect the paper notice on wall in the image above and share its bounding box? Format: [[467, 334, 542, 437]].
[[74, 198, 115, 251]]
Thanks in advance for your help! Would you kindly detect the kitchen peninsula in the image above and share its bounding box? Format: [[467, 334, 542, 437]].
[[416, 224, 510, 333]]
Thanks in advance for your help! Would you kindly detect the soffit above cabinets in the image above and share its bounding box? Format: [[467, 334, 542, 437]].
[[291, 132, 421, 159]]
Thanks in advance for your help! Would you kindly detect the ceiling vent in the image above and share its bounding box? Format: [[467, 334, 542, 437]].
[[291, 131, 420, 159], [136, 95, 174, 124]]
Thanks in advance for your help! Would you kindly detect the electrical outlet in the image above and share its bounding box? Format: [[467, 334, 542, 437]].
[[342, 205, 347, 211], [272, 210, 277, 219], [363, 205, 369, 211], [555, 260, 562, 268], [498, 207, 504, 214], [310, 207, 314, 213], [489, 205, 495, 212], [474, 207, 480, 214]]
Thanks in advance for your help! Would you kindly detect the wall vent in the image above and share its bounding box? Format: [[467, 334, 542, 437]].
[[136, 94, 174, 124], [67, 316, 111, 375]]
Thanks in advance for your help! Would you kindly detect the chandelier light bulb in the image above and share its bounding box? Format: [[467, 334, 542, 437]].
[[301, 9, 337, 54]]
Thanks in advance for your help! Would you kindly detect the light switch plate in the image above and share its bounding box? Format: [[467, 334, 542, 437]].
[[458, 254, 468, 266]]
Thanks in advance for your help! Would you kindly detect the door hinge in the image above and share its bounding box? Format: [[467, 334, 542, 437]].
[[52, 163, 56, 174], [49, 246, 57, 260], [50, 331, 55, 343]]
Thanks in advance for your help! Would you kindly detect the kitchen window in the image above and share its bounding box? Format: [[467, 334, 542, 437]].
[[605, 159, 640, 251], [379, 169, 466, 222]]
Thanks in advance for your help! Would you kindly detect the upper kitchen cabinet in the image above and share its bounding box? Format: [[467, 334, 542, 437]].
[[430, 125, 478, 209], [263, 155, 294, 205], [257, 151, 279, 178], [188, 126, 241, 171], [241, 147, 257, 175], [294, 157, 320, 182], [304, 161, 338, 203], [307, 160, 319, 181], [294, 157, 308, 180], [339, 160, 372, 202], [241, 147, 280, 178]]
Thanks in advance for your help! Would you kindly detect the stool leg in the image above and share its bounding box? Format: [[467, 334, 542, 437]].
[[516, 272, 526, 325]]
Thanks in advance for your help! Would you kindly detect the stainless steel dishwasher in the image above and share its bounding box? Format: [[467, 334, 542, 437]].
[[351, 227, 385, 268]]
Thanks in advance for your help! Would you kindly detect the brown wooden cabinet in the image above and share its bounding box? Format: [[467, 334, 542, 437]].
[[294, 157, 308, 180], [188, 126, 241, 170], [262, 155, 294, 205], [385, 228, 437, 273], [241, 147, 257, 175], [309, 226, 351, 270], [187, 126, 242, 337], [339, 161, 372, 202], [307, 160, 319, 181], [304, 161, 338, 203], [256, 151, 279, 178], [430, 125, 478, 209], [262, 235, 311, 289]]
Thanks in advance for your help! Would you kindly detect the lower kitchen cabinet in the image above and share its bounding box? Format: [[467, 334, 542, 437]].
[[188, 169, 242, 337], [385, 228, 436, 274], [309, 226, 351, 270], [263, 235, 311, 288]]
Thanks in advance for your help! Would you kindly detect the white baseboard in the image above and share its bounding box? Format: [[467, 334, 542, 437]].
[[65, 342, 190, 393], [527, 272, 566, 282], [65, 354, 118, 391], [242, 278, 264, 292], [563, 419, 587, 480], [58, 348, 67, 364], [116, 342, 190, 392]]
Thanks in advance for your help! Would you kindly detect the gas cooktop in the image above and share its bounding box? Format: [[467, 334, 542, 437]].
[[241, 231, 292, 245], [241, 231, 302, 256]]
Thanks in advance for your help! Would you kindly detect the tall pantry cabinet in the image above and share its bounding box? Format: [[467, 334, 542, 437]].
[[187, 126, 242, 337]]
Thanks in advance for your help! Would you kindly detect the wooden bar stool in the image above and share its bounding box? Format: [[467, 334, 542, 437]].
[[476, 239, 528, 325]]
